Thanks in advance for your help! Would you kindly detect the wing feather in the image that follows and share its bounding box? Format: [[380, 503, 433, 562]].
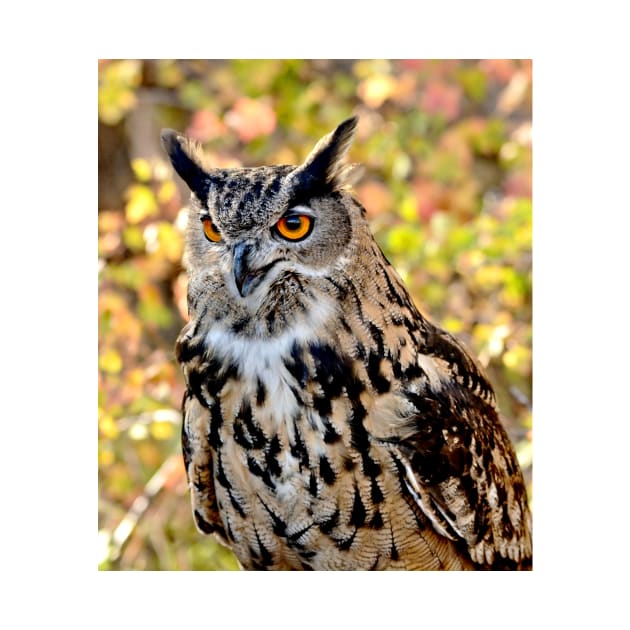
[[395, 326, 532, 569]]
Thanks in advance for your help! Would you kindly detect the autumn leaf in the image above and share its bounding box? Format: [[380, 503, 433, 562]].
[[125, 185, 158, 224], [357, 74, 397, 108], [225, 97, 277, 142], [99, 348, 123, 374], [186, 109, 227, 142], [355, 180, 394, 218], [420, 80, 462, 121]]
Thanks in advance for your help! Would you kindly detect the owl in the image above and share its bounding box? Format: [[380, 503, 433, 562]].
[[161, 117, 532, 570]]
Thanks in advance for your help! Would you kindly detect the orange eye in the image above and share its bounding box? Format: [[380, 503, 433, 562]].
[[201, 217, 221, 242], [275, 214, 313, 241]]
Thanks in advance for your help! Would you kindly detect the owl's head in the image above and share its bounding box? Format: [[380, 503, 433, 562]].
[[162, 117, 369, 332]]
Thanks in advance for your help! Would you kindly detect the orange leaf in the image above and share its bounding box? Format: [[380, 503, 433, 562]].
[[225, 98, 276, 142]]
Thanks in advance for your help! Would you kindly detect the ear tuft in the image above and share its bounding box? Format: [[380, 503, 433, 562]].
[[299, 116, 359, 188], [160, 129, 209, 199]]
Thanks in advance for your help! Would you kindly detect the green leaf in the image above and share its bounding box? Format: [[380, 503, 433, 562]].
[[456, 66, 487, 103]]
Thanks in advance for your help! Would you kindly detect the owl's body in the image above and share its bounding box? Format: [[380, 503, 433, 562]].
[[163, 118, 532, 570]]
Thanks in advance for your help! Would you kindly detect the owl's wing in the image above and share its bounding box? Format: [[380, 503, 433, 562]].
[[181, 389, 227, 541], [392, 325, 532, 569]]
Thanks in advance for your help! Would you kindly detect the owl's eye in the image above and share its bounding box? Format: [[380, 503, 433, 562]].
[[201, 217, 222, 242], [275, 214, 313, 241]]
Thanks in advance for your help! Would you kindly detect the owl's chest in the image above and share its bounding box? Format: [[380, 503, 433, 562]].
[[202, 324, 377, 566], [197, 321, 453, 569], [204, 332, 325, 509], [214, 362, 310, 513]]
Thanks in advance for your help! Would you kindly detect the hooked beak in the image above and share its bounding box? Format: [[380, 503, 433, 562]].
[[233, 242, 284, 298], [233, 241, 255, 297], [234, 241, 275, 298]]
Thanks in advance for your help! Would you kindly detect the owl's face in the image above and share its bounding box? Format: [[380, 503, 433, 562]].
[[162, 118, 366, 334]]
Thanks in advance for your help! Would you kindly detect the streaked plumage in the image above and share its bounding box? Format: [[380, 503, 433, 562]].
[[162, 117, 532, 570]]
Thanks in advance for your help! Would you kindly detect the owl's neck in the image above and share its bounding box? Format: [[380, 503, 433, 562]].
[[186, 294, 335, 440], [203, 293, 337, 370]]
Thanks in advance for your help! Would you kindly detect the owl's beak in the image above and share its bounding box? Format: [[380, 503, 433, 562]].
[[234, 241, 273, 298], [233, 241, 253, 297], [233, 241, 282, 298]]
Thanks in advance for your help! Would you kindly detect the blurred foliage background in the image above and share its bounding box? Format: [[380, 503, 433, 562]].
[[98, 59, 532, 571]]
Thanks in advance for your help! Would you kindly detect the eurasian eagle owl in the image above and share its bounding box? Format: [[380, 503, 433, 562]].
[[161, 117, 532, 570]]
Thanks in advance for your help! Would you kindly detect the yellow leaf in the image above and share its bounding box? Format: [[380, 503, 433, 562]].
[[122, 225, 145, 252], [98, 60, 142, 125], [98, 412, 120, 439], [131, 158, 152, 182], [358, 74, 397, 108], [99, 447, 115, 467], [150, 421, 174, 441], [399, 195, 418, 223], [157, 223, 183, 263], [503, 345, 532, 375], [128, 368, 145, 388], [125, 185, 158, 224], [442, 316, 464, 334], [157, 180, 176, 204], [473, 264, 506, 290], [99, 348, 123, 374], [387, 225, 423, 254]]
